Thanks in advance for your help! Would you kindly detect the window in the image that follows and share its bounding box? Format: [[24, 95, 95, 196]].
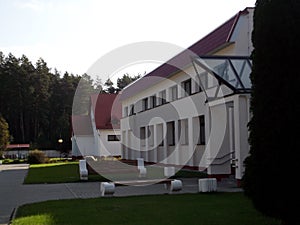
[[182, 79, 192, 97], [199, 115, 205, 145], [170, 85, 178, 101], [150, 95, 156, 108], [167, 121, 175, 146], [148, 125, 154, 146], [129, 104, 135, 116], [179, 119, 189, 145], [157, 123, 164, 146], [142, 98, 148, 111], [140, 127, 146, 146], [159, 90, 166, 105], [107, 135, 120, 142]]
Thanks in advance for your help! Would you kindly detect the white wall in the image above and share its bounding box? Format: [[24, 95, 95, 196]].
[[98, 129, 121, 157], [120, 10, 253, 177]]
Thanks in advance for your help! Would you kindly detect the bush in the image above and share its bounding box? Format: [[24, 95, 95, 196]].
[[27, 150, 48, 164]]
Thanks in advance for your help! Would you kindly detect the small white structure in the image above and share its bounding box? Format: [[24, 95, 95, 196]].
[[198, 178, 217, 192], [137, 158, 147, 177], [164, 167, 176, 177], [79, 159, 88, 180], [100, 182, 115, 197]]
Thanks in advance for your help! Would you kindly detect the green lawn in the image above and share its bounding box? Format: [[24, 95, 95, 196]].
[[13, 193, 280, 225], [24, 162, 82, 184], [24, 162, 207, 184]]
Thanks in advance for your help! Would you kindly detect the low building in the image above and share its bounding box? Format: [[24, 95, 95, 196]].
[[119, 7, 254, 182], [72, 93, 122, 158]]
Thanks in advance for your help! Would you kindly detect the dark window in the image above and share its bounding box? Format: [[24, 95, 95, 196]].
[[129, 104, 135, 116], [199, 115, 205, 145], [167, 121, 175, 146], [140, 127, 146, 146], [182, 79, 192, 96], [150, 95, 156, 108], [107, 135, 120, 142], [159, 90, 166, 105], [142, 98, 148, 111]]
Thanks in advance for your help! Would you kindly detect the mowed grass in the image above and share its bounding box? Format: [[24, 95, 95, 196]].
[[24, 161, 207, 184], [13, 193, 280, 225], [24, 162, 81, 184]]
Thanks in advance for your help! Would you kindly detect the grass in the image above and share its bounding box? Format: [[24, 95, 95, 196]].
[[24, 161, 208, 184], [12, 193, 280, 225], [24, 162, 81, 184]]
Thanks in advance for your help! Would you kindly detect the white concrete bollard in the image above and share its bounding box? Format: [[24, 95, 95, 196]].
[[170, 179, 182, 192], [100, 182, 115, 196], [164, 167, 175, 177], [138, 167, 147, 178], [136, 158, 144, 170], [198, 178, 217, 192]]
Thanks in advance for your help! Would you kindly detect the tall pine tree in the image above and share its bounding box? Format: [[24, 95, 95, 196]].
[[243, 1, 300, 224]]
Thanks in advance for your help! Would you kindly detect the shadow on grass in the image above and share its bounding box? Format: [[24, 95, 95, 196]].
[[13, 193, 281, 225]]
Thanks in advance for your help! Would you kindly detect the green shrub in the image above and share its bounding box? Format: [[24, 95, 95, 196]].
[[27, 150, 48, 164]]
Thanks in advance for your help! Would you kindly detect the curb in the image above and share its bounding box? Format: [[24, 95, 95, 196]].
[[8, 207, 18, 225]]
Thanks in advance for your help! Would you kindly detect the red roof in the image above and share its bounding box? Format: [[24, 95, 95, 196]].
[[6, 144, 30, 149], [120, 8, 251, 100], [90, 93, 122, 129], [72, 115, 93, 135]]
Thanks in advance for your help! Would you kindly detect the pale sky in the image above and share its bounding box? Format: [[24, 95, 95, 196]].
[[0, 0, 256, 82]]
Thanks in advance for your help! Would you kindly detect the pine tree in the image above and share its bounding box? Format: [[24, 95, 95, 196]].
[[0, 115, 10, 156]]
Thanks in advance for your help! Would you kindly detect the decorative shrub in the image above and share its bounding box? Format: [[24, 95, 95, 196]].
[[27, 149, 48, 164]]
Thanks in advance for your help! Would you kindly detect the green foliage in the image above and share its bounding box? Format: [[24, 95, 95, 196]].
[[0, 115, 10, 154], [103, 73, 141, 94], [27, 149, 48, 164], [243, 0, 300, 223], [13, 193, 280, 225], [0, 52, 81, 149], [116, 73, 140, 91], [104, 78, 116, 93]]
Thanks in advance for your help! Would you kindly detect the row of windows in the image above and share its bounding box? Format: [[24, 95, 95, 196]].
[[123, 78, 204, 117], [139, 115, 205, 147]]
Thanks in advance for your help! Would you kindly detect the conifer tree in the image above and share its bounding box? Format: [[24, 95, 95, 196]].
[[243, 1, 300, 224]]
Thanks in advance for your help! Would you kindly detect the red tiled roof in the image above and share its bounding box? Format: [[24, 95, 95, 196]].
[[6, 144, 30, 149], [90, 93, 122, 129], [120, 8, 250, 100], [72, 115, 93, 136]]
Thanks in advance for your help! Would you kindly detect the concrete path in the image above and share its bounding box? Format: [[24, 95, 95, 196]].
[[0, 164, 242, 225]]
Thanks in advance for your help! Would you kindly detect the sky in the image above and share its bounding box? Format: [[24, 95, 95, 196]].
[[0, 0, 256, 83]]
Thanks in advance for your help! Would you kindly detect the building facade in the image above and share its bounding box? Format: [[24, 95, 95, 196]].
[[120, 8, 254, 181]]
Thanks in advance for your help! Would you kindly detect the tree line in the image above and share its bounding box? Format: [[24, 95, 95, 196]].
[[0, 51, 140, 151]]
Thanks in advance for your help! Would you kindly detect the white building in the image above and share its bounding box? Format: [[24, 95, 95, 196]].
[[119, 8, 254, 182], [72, 93, 122, 158]]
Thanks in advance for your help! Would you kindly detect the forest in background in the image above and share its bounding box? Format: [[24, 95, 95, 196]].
[[0, 51, 140, 150]]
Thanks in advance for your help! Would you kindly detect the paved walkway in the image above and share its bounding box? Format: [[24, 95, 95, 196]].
[[0, 164, 242, 225]]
